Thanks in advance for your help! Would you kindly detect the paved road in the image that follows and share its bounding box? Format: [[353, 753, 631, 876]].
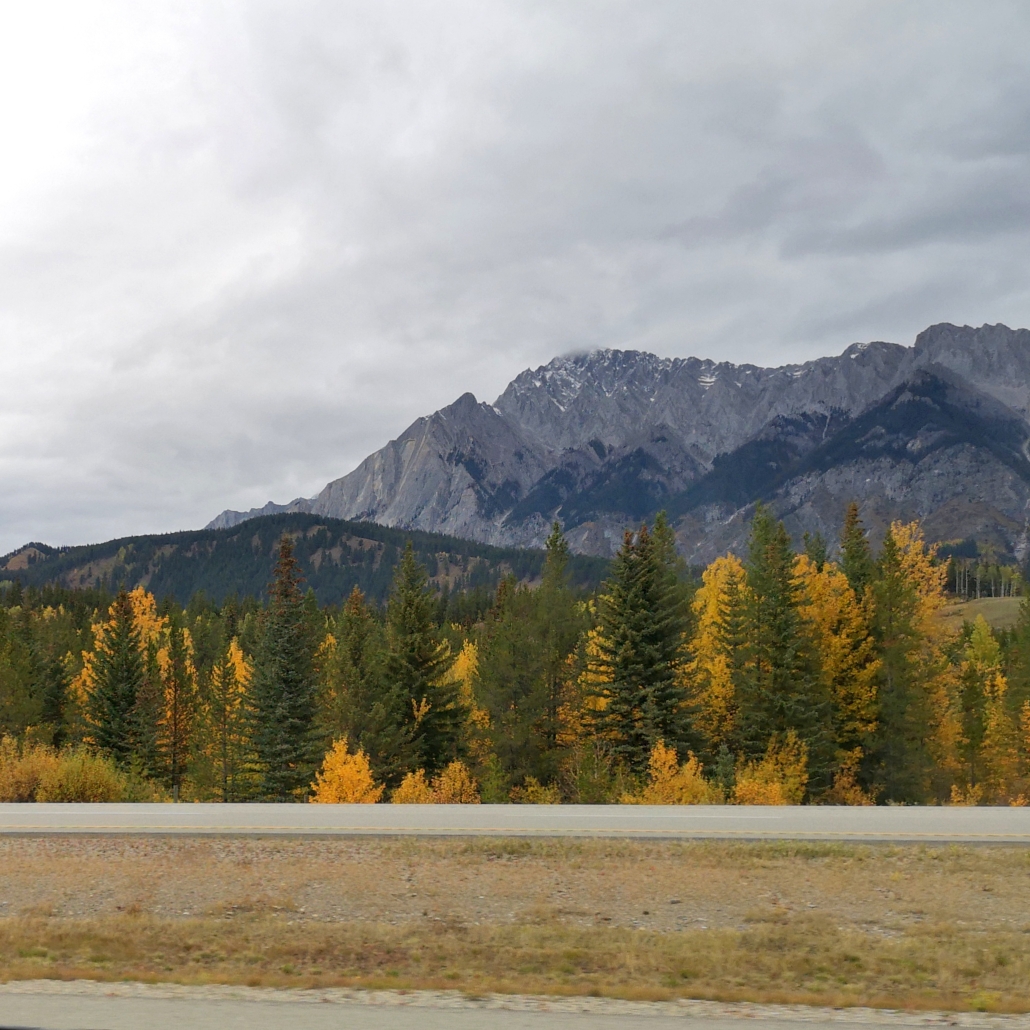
[[1, 803, 1029, 841], [0, 987, 1014, 1030]]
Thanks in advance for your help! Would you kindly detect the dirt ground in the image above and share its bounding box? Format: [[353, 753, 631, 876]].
[[1, 836, 1029, 1010]]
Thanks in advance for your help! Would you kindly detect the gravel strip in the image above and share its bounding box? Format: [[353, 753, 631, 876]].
[[0, 980, 1027, 1027]]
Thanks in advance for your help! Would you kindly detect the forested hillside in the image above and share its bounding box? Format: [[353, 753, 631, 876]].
[[0, 513, 609, 606], [4, 506, 1030, 807]]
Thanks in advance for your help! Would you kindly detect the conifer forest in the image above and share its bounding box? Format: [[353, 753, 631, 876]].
[[2, 503, 1030, 807]]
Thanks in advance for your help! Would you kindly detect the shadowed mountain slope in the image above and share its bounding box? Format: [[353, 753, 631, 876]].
[[209, 324, 1030, 562]]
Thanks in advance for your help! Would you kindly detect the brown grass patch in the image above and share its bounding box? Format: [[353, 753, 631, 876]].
[[1, 837, 1029, 1011]]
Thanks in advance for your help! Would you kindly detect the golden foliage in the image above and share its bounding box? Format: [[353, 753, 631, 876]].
[[0, 736, 59, 801], [686, 554, 747, 749], [957, 616, 1020, 803], [310, 738, 384, 804], [624, 740, 724, 804], [432, 760, 481, 803], [821, 749, 877, 805], [391, 761, 481, 803], [733, 731, 808, 805], [391, 769, 436, 803], [793, 554, 879, 746], [509, 776, 562, 803], [0, 736, 127, 802], [73, 587, 168, 711]]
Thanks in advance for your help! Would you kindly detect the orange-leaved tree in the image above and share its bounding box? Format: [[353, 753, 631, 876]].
[[624, 740, 723, 804], [310, 737, 384, 803]]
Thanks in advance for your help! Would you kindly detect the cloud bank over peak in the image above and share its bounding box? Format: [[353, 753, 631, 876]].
[[2, 2, 1030, 553]]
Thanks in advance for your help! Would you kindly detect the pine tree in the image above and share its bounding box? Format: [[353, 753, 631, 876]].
[[592, 520, 690, 773], [249, 538, 320, 800], [207, 638, 251, 801], [37, 650, 70, 747], [383, 542, 459, 779], [803, 531, 828, 572], [867, 526, 929, 802], [840, 501, 874, 596], [159, 619, 197, 801], [87, 592, 145, 767], [736, 506, 830, 790], [537, 523, 584, 763]]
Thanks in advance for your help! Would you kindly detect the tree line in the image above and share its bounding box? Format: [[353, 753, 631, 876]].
[[3, 503, 1030, 805]]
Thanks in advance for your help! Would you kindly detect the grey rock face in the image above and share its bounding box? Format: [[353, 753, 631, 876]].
[[206, 323, 1030, 560]]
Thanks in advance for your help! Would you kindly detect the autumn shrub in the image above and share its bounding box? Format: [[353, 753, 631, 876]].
[[821, 749, 876, 805], [309, 738, 384, 803], [391, 761, 480, 803], [391, 769, 436, 803], [509, 776, 562, 804], [624, 740, 724, 804], [0, 736, 60, 802], [732, 731, 808, 805], [433, 760, 480, 803], [35, 750, 126, 802]]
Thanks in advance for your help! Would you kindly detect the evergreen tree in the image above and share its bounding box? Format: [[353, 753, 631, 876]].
[[593, 519, 690, 773], [249, 538, 320, 800], [803, 531, 828, 572], [383, 542, 459, 779], [840, 501, 874, 596], [537, 523, 585, 762], [37, 650, 70, 747], [867, 526, 930, 802], [326, 585, 403, 780], [130, 639, 163, 778], [87, 592, 145, 767], [159, 619, 197, 800], [479, 576, 546, 788], [736, 506, 830, 789]]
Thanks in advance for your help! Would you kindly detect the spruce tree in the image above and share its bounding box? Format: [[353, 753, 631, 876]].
[[736, 506, 830, 788], [537, 522, 584, 762], [87, 592, 145, 767], [38, 646, 70, 745], [867, 526, 930, 802], [383, 542, 459, 779], [159, 619, 196, 801], [479, 575, 546, 788], [803, 531, 828, 571], [249, 538, 320, 800], [593, 519, 689, 773], [840, 501, 874, 596]]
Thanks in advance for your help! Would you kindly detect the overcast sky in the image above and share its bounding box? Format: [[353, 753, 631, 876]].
[[2, 1, 1030, 552]]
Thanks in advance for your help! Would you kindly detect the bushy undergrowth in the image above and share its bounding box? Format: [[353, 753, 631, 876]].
[[0, 736, 165, 802]]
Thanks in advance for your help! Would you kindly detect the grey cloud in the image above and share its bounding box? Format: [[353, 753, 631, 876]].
[[2, 1, 1030, 553]]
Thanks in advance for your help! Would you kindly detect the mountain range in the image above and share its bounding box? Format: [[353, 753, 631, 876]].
[[0, 514, 609, 606], [211, 322, 1030, 563]]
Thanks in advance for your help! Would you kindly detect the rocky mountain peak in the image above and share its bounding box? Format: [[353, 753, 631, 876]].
[[208, 323, 1030, 563]]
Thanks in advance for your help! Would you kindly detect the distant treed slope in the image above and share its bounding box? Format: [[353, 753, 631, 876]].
[[208, 324, 1030, 562], [0, 514, 609, 606]]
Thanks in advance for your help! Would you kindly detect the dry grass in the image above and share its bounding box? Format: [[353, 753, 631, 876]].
[[1, 836, 1030, 1011], [938, 596, 1023, 631]]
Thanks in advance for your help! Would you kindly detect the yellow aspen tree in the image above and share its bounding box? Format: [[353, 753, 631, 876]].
[[732, 730, 808, 805], [391, 768, 436, 803], [685, 554, 747, 751], [959, 616, 1019, 802], [431, 760, 480, 802], [310, 738, 384, 803], [891, 521, 964, 792], [625, 740, 724, 804], [447, 640, 492, 757], [793, 554, 879, 761]]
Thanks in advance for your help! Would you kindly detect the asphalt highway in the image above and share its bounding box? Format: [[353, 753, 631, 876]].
[[0, 989, 1005, 1030], [1, 802, 1029, 841]]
